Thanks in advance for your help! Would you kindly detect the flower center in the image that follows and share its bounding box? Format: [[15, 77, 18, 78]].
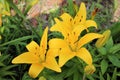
[[65, 32, 79, 52]]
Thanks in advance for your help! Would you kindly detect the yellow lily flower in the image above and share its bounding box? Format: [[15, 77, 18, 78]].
[[49, 32, 103, 67], [12, 27, 61, 78], [49, 3, 103, 71], [50, 2, 97, 39]]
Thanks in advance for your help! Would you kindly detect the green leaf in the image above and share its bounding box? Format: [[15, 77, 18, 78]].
[[107, 74, 111, 80], [0, 36, 35, 47], [73, 70, 79, 80], [99, 72, 105, 80], [65, 64, 77, 78], [45, 75, 55, 80], [86, 75, 95, 80], [38, 24, 43, 37], [109, 22, 120, 40], [0, 62, 5, 66], [101, 59, 108, 75], [108, 55, 120, 67], [48, 32, 63, 39], [0, 65, 17, 71], [0, 54, 10, 62], [0, 71, 16, 77], [105, 37, 113, 50], [97, 47, 107, 55], [109, 43, 120, 54], [22, 72, 34, 80], [67, 0, 75, 16], [117, 72, 120, 76], [111, 68, 117, 80]]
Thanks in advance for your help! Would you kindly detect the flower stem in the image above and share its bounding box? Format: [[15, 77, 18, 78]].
[[82, 73, 86, 80]]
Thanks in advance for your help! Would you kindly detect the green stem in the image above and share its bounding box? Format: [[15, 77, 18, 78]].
[[83, 73, 86, 80]]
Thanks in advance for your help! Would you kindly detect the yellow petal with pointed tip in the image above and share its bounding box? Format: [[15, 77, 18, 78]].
[[85, 20, 97, 29], [78, 33, 103, 48], [59, 47, 75, 67], [50, 23, 69, 38], [50, 19, 71, 38], [76, 48, 92, 65], [60, 13, 73, 26], [29, 63, 44, 78], [40, 27, 48, 54], [44, 50, 61, 72], [54, 18, 61, 23], [12, 52, 39, 64], [73, 2, 86, 25], [26, 41, 40, 53], [72, 25, 86, 41]]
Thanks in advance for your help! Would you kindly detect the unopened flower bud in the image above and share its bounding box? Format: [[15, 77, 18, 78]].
[[95, 29, 111, 48], [84, 64, 96, 75]]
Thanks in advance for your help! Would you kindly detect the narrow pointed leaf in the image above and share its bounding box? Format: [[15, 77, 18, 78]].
[[101, 59, 108, 75]]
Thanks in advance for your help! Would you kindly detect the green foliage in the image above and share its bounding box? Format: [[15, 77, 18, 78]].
[[22, 72, 36, 80], [67, 0, 76, 17], [94, 36, 120, 80], [101, 59, 108, 75], [0, 54, 17, 80], [110, 22, 120, 42]]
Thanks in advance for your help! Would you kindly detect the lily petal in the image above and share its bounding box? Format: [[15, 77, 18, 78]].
[[78, 33, 103, 48], [49, 38, 68, 49], [85, 20, 97, 29], [40, 27, 48, 54], [76, 47, 92, 65], [50, 22, 70, 38], [54, 18, 61, 23], [60, 13, 73, 25], [73, 2, 86, 25], [29, 63, 44, 78], [72, 25, 86, 41], [26, 41, 40, 53], [44, 50, 61, 72], [59, 47, 75, 67], [47, 49, 59, 57], [50, 19, 72, 38], [12, 52, 39, 64]]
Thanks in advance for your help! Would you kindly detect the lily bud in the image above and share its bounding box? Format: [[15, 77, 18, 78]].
[[39, 76, 46, 80], [95, 29, 111, 48], [84, 64, 96, 75]]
